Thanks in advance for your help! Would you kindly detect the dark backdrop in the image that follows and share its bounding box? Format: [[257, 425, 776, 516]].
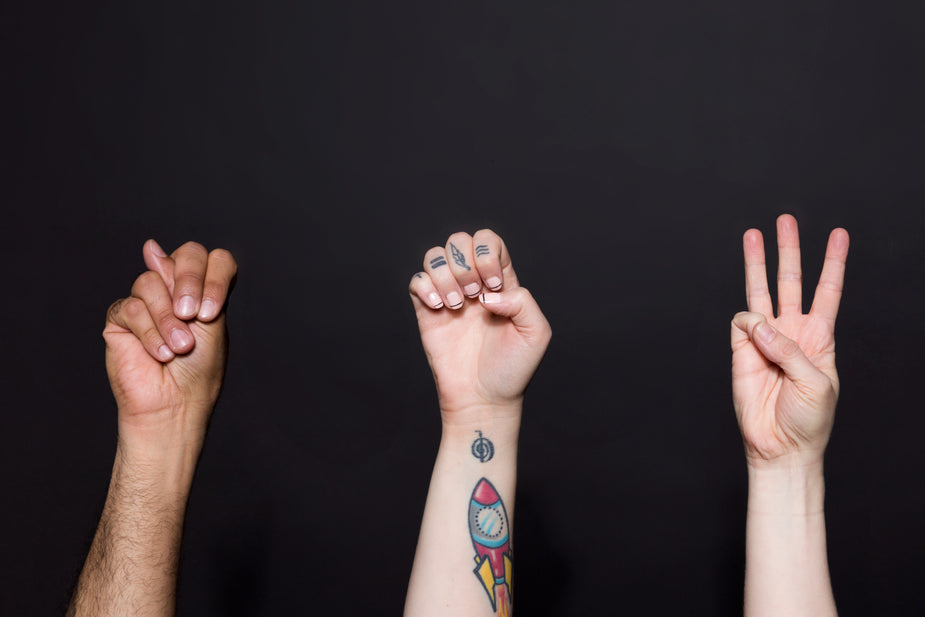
[[3, 1, 924, 615]]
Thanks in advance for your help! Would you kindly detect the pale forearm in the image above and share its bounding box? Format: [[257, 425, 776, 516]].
[[745, 460, 836, 617], [405, 406, 521, 617], [67, 443, 198, 617]]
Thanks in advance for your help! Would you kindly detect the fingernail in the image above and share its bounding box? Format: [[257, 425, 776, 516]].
[[446, 291, 463, 308], [170, 328, 192, 350], [480, 292, 502, 304], [755, 322, 776, 343], [177, 295, 197, 318], [198, 299, 218, 320], [427, 292, 444, 308], [149, 239, 168, 257], [464, 282, 481, 297], [157, 345, 174, 361], [485, 276, 502, 290]]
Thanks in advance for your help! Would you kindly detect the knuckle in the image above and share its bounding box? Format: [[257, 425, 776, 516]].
[[106, 298, 126, 322], [122, 297, 147, 319], [210, 248, 237, 270], [132, 270, 162, 292], [179, 240, 208, 256], [447, 231, 473, 244]]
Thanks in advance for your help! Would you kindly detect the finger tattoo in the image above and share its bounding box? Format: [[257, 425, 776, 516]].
[[475, 244, 491, 257], [430, 256, 448, 269], [450, 243, 471, 270]]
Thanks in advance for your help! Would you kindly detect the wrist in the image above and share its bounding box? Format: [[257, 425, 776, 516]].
[[747, 456, 826, 516], [440, 402, 523, 441]]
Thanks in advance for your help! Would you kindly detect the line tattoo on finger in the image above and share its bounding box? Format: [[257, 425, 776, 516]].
[[450, 243, 471, 270], [471, 431, 495, 463], [475, 244, 491, 257], [429, 256, 448, 269]]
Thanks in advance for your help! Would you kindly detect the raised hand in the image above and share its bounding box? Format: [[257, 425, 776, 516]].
[[103, 239, 237, 453], [404, 230, 549, 617], [731, 214, 849, 466], [69, 240, 237, 617], [408, 229, 551, 423]]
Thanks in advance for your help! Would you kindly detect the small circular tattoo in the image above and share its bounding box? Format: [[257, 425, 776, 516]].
[[471, 431, 495, 463]]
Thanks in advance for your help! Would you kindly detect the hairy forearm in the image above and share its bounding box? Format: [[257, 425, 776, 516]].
[[67, 437, 199, 617], [405, 405, 521, 617], [744, 460, 837, 617]]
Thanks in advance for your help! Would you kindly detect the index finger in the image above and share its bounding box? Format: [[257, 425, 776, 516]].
[[743, 229, 773, 317], [809, 228, 849, 324]]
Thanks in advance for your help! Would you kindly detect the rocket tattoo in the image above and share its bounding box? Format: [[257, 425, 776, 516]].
[[469, 478, 513, 616]]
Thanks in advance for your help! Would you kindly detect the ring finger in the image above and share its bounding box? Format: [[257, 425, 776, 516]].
[[131, 271, 196, 354], [424, 247, 465, 310]]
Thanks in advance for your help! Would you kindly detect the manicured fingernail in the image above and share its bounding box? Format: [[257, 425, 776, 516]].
[[149, 239, 168, 257], [157, 345, 174, 361], [177, 295, 197, 318], [485, 276, 502, 290], [446, 291, 463, 308], [427, 292, 443, 308], [755, 322, 776, 343], [198, 299, 218, 320], [170, 328, 192, 350], [480, 292, 502, 304], [464, 282, 481, 297]]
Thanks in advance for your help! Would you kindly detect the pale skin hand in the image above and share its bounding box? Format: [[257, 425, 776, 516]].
[[408, 229, 551, 422], [733, 214, 850, 466], [404, 229, 550, 617], [732, 214, 849, 617], [67, 240, 237, 617]]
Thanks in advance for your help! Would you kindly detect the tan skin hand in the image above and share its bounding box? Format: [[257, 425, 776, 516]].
[[731, 214, 849, 465], [409, 230, 551, 421], [104, 240, 237, 441]]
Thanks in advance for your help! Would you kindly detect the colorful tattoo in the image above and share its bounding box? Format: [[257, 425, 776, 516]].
[[469, 478, 513, 617], [471, 431, 495, 463]]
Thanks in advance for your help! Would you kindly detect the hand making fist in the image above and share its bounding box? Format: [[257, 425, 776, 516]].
[[104, 240, 237, 455], [731, 214, 849, 467], [408, 230, 551, 425]]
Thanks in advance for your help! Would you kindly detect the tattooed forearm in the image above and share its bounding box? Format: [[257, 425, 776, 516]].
[[471, 431, 495, 463], [469, 478, 513, 617], [450, 243, 471, 271], [475, 244, 491, 257], [429, 256, 447, 269]]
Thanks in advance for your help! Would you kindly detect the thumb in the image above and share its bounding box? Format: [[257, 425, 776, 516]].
[[479, 287, 551, 342], [143, 239, 176, 293], [732, 312, 820, 384]]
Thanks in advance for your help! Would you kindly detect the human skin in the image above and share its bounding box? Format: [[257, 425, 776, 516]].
[[403, 229, 551, 617], [66, 240, 237, 617], [731, 214, 849, 617]]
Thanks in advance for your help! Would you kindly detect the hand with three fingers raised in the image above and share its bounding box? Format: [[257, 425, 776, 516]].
[[732, 214, 849, 470], [732, 214, 848, 617], [104, 240, 237, 458], [408, 229, 551, 429]]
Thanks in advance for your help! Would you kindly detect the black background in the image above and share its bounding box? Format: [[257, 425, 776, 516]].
[[3, 1, 924, 615]]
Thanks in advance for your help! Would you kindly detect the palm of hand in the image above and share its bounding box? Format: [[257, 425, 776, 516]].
[[417, 302, 534, 414], [732, 313, 838, 461], [105, 318, 227, 428]]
